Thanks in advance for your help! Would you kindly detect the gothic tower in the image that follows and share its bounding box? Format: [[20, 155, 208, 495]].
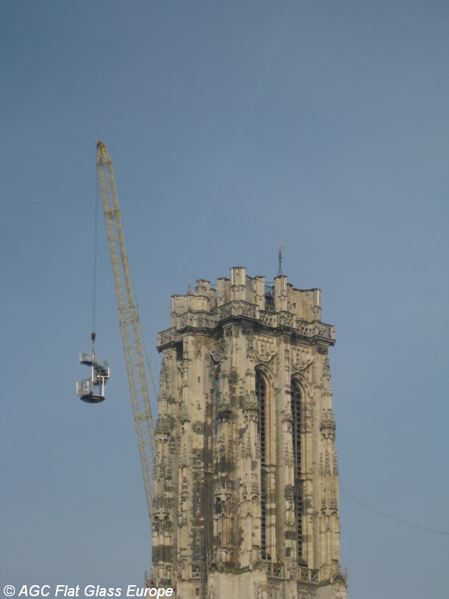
[[152, 267, 347, 599]]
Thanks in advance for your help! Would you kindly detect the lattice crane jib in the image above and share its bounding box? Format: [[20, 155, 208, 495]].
[[95, 140, 154, 525]]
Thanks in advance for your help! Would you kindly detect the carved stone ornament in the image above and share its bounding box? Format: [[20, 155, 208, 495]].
[[255, 336, 278, 363], [211, 339, 227, 363], [291, 346, 313, 373], [320, 409, 336, 440]]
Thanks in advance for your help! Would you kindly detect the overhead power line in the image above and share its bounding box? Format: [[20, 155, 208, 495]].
[[341, 488, 449, 537]]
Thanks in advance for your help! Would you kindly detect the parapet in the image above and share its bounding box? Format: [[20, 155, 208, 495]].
[[159, 266, 335, 350]]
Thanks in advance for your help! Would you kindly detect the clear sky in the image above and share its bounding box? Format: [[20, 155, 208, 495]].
[[1, 1, 448, 598]]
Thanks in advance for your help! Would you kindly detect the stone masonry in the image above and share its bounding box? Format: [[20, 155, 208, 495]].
[[151, 267, 347, 599]]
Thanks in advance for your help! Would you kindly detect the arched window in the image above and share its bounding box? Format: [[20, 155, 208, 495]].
[[291, 378, 303, 563], [256, 369, 267, 559]]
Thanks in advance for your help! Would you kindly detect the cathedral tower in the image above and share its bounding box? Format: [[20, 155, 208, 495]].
[[152, 267, 347, 599]]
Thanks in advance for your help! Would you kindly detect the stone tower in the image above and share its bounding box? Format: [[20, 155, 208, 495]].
[[151, 267, 347, 599]]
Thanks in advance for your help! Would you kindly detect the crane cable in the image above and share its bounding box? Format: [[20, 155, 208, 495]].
[[90, 175, 100, 352]]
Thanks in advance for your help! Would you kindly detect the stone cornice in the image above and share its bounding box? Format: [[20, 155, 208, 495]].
[[158, 300, 335, 350]]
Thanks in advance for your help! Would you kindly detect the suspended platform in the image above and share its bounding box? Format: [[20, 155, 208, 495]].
[[76, 350, 110, 404]]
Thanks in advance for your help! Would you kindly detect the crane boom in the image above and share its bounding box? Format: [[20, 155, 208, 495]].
[[95, 140, 153, 524]]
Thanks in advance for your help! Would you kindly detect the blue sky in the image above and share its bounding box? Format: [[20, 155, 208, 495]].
[[1, 2, 448, 597]]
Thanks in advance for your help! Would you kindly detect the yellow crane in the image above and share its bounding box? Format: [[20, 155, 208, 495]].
[[95, 139, 154, 525]]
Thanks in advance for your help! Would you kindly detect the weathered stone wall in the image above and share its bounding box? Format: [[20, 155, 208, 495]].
[[152, 267, 347, 599]]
